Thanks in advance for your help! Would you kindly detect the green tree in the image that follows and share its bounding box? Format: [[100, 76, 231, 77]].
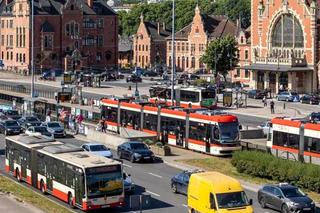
[[214, 0, 251, 29], [200, 35, 239, 80]]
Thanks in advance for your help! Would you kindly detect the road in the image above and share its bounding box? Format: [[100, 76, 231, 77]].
[[0, 192, 43, 213], [0, 135, 277, 213]]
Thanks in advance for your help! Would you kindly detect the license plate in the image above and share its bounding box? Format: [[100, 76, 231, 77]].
[[303, 208, 311, 210], [102, 205, 110, 208]]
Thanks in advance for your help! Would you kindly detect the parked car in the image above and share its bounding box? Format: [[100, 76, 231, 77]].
[[247, 89, 267, 99], [300, 94, 320, 105], [258, 183, 315, 213], [18, 116, 41, 129], [81, 143, 113, 158], [3, 109, 21, 120], [277, 91, 300, 102], [171, 170, 202, 195], [123, 172, 135, 194], [142, 70, 158, 77], [126, 74, 142, 83], [257, 121, 273, 137], [41, 122, 66, 138], [0, 120, 23, 135], [117, 141, 154, 163], [25, 126, 52, 137]]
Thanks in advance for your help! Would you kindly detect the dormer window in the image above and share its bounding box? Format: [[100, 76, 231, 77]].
[[240, 36, 244, 44], [195, 26, 199, 34]]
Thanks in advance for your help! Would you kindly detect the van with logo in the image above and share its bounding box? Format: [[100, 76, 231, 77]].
[[188, 172, 253, 213]]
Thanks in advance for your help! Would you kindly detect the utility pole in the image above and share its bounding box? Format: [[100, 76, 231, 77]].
[[31, 0, 35, 98], [171, 0, 175, 106]]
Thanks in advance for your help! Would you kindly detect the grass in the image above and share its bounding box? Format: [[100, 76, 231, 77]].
[[177, 157, 320, 203], [0, 175, 73, 213]]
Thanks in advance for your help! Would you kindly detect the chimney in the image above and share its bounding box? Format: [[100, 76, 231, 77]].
[[157, 22, 160, 35], [87, 0, 93, 7], [163, 22, 166, 31]]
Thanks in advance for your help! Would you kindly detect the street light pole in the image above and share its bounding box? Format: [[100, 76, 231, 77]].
[[31, 0, 35, 98], [171, 0, 175, 106]]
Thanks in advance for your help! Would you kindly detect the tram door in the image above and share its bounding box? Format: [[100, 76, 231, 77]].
[[205, 124, 211, 153]]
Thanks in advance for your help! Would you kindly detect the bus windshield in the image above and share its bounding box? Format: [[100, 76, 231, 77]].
[[86, 165, 123, 198], [202, 90, 215, 99], [216, 191, 250, 209], [218, 122, 239, 142]]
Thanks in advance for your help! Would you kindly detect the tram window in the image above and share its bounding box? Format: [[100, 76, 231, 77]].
[[273, 131, 299, 149], [304, 137, 320, 153], [189, 121, 207, 141], [180, 91, 199, 102], [213, 125, 219, 140], [144, 113, 157, 131], [121, 110, 140, 128], [105, 107, 117, 122]]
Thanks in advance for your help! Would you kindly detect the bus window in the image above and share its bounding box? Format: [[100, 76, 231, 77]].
[[202, 90, 216, 99], [181, 90, 199, 102]]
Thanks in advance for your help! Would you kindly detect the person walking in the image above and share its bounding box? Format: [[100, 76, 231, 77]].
[[270, 100, 275, 114], [101, 117, 107, 133], [263, 96, 267, 107]]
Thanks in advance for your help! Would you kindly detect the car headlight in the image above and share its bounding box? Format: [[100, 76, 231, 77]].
[[289, 201, 299, 206], [134, 153, 141, 157], [151, 153, 155, 157], [311, 201, 315, 205]]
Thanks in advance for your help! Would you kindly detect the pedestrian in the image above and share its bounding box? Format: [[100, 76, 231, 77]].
[[45, 110, 51, 122], [263, 96, 267, 107], [270, 100, 275, 114], [101, 117, 107, 133]]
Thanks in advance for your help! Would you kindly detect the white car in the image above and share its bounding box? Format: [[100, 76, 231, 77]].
[[81, 143, 113, 158], [25, 126, 53, 137], [257, 121, 273, 137]]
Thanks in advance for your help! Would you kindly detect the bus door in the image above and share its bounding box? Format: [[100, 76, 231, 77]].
[[31, 150, 38, 188], [20, 150, 29, 180], [75, 173, 84, 206]]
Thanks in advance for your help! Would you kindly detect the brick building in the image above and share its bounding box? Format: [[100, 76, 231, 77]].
[[0, 0, 118, 74], [242, 0, 320, 93], [133, 15, 170, 68], [166, 6, 237, 73]]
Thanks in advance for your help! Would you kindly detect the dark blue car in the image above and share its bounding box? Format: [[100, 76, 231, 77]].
[[171, 170, 202, 195]]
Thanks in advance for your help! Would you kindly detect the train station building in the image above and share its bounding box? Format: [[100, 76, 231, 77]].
[[238, 0, 320, 93]]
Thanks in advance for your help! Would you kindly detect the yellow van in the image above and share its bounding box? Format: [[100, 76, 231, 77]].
[[188, 172, 253, 213]]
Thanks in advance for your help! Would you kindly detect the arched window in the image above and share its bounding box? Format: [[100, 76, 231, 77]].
[[271, 14, 304, 48], [191, 57, 195, 68]]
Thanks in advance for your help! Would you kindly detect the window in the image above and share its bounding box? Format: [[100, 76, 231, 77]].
[[23, 54, 25, 63], [182, 42, 185, 51], [236, 69, 240, 77], [83, 36, 95, 46], [191, 44, 195, 52], [1, 35, 4, 46], [195, 26, 199, 34], [10, 52, 13, 60], [304, 137, 320, 154], [65, 22, 79, 36], [44, 35, 53, 49], [146, 56, 148, 64], [168, 42, 171, 51], [9, 20, 13, 28], [9, 35, 13, 47], [186, 57, 189, 68], [19, 4, 23, 11], [191, 57, 195, 68], [16, 53, 18, 62], [97, 35, 103, 47], [135, 45, 137, 51], [272, 14, 304, 48], [186, 43, 189, 51], [240, 36, 244, 44], [142, 45, 144, 51], [245, 50, 248, 59], [96, 52, 102, 61], [273, 131, 299, 149], [1, 51, 3, 59], [146, 45, 148, 51], [97, 19, 104, 29], [83, 18, 95, 28], [139, 45, 141, 51], [177, 42, 180, 51], [1, 20, 4, 28], [245, 69, 249, 78]]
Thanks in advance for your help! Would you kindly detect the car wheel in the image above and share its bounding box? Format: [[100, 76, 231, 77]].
[[286, 98, 289, 102], [259, 197, 267, 208], [118, 150, 123, 159], [172, 183, 177, 193], [281, 204, 289, 213], [130, 155, 135, 163]]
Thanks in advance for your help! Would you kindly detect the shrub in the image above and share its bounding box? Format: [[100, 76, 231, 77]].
[[232, 151, 320, 193]]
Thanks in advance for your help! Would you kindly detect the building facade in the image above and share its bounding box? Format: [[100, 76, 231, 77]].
[[242, 0, 320, 93], [166, 6, 237, 73], [118, 36, 133, 68], [0, 0, 118, 74], [133, 15, 170, 68]]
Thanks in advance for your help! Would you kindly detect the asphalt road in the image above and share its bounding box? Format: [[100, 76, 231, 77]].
[[0, 135, 278, 213], [0, 192, 43, 213]]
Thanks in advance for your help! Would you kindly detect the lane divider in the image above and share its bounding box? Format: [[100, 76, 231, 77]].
[[148, 173, 162, 179], [146, 190, 160, 197]]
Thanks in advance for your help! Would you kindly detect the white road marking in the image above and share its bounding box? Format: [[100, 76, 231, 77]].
[[123, 163, 132, 168], [148, 172, 163, 178], [182, 204, 188, 208], [146, 190, 160, 197]]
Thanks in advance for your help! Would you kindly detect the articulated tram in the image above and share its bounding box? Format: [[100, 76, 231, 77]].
[[149, 85, 217, 109], [101, 98, 241, 156]]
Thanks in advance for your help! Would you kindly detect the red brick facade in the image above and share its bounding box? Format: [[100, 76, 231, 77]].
[[0, 0, 118, 74]]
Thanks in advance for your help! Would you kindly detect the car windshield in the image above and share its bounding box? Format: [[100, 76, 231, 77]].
[[5, 121, 18, 126], [282, 187, 305, 198], [90, 145, 108, 152], [130, 143, 148, 150], [26, 117, 39, 122], [47, 122, 61, 128], [34, 127, 48, 133], [311, 113, 320, 120], [6, 110, 18, 116], [216, 191, 250, 209], [86, 165, 123, 198], [218, 122, 239, 142], [291, 92, 298, 96]]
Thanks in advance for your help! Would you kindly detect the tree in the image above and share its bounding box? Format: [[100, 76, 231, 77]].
[[214, 0, 251, 29], [200, 35, 239, 80]]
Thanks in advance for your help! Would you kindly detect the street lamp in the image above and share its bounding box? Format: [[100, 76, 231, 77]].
[[214, 48, 221, 99], [171, 0, 175, 106], [31, 0, 35, 98], [134, 66, 139, 98]]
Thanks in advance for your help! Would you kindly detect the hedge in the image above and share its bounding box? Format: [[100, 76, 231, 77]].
[[231, 151, 320, 193]]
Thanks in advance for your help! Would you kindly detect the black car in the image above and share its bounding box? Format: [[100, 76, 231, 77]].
[[3, 109, 21, 120], [18, 116, 42, 129], [309, 112, 320, 122], [117, 141, 154, 163], [142, 70, 158, 77], [171, 170, 202, 195], [300, 94, 319, 105], [247, 89, 267, 99], [126, 75, 142, 83], [0, 120, 23, 135], [258, 183, 315, 213]]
